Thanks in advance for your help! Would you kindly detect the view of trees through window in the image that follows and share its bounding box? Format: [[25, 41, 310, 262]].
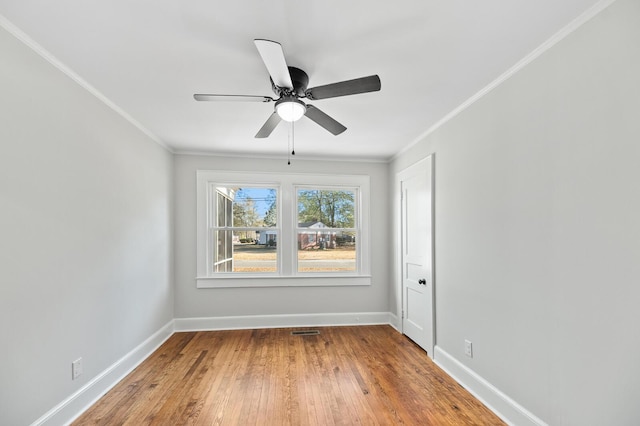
[[297, 189, 355, 228], [231, 187, 277, 241], [296, 188, 356, 272], [215, 186, 357, 273]]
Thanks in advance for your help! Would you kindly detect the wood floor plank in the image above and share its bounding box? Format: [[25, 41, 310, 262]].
[[73, 326, 505, 425]]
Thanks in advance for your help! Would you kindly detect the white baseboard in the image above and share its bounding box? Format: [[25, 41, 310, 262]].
[[387, 312, 400, 331], [433, 346, 547, 426], [32, 320, 175, 426], [174, 312, 392, 332]]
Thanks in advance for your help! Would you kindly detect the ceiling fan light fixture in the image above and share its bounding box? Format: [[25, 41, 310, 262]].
[[275, 98, 306, 122]]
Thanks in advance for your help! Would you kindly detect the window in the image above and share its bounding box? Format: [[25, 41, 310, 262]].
[[296, 188, 356, 273], [212, 186, 278, 273], [196, 171, 370, 288]]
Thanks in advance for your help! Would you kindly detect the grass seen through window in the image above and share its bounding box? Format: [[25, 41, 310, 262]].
[[233, 243, 355, 273]]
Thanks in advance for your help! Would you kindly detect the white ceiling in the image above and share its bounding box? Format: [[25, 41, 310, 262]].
[[0, 0, 603, 161]]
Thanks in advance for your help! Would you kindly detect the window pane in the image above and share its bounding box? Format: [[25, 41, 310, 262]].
[[226, 196, 232, 226], [297, 231, 356, 272], [214, 186, 278, 274], [231, 187, 277, 227], [216, 191, 228, 227], [233, 231, 277, 273], [297, 189, 355, 228], [297, 189, 357, 273], [214, 230, 233, 272]]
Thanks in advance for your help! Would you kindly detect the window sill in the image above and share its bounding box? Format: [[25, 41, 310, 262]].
[[196, 275, 372, 288]]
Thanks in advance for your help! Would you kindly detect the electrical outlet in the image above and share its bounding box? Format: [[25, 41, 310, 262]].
[[72, 358, 83, 380], [464, 340, 473, 358]]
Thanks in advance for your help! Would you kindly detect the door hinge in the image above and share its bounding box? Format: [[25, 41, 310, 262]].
[[401, 310, 404, 319]]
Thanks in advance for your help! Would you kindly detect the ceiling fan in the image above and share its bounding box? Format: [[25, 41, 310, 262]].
[[194, 39, 381, 138]]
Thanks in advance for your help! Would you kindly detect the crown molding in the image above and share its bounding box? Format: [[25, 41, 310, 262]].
[[392, 0, 619, 162], [173, 149, 389, 164], [0, 14, 173, 154]]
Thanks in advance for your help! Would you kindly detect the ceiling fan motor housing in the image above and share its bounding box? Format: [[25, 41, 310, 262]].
[[271, 66, 309, 97]]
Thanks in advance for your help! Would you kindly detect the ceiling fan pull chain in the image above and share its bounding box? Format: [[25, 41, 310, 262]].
[[287, 121, 292, 165], [291, 120, 295, 156]]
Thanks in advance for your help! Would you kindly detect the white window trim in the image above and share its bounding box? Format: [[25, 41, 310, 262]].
[[196, 170, 371, 288]]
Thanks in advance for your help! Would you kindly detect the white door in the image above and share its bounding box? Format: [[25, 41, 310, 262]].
[[400, 156, 434, 356]]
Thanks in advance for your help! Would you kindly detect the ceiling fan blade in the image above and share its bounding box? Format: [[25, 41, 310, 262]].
[[305, 75, 381, 100], [304, 105, 347, 136], [255, 112, 282, 138], [194, 94, 273, 102], [254, 39, 293, 90]]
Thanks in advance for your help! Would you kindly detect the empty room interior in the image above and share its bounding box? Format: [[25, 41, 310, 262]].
[[1, 0, 639, 424]]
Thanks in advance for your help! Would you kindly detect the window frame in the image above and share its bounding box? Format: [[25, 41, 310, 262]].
[[294, 185, 359, 274], [196, 170, 371, 288], [211, 184, 280, 275]]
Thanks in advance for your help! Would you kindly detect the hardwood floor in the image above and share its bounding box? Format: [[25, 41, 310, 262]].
[[73, 326, 505, 425]]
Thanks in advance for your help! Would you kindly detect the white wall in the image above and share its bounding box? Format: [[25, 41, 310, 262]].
[[0, 26, 174, 425], [391, 0, 640, 424], [174, 155, 390, 323]]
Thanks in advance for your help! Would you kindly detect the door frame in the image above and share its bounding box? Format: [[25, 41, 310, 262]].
[[395, 154, 435, 357]]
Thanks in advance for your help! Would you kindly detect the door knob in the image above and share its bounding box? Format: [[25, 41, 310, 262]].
[[418, 279, 426, 285]]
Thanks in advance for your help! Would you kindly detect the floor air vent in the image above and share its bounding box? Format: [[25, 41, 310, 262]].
[[291, 330, 320, 336]]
